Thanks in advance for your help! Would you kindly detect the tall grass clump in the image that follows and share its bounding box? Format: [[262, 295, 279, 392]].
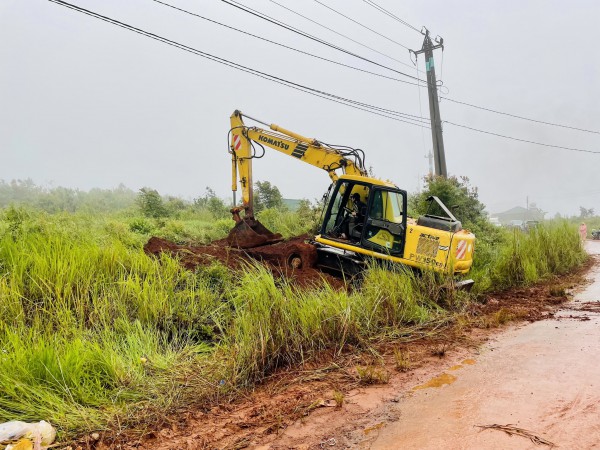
[[223, 261, 454, 386], [0, 210, 229, 434], [360, 265, 442, 327], [256, 207, 317, 238], [225, 263, 355, 384], [473, 221, 586, 291]]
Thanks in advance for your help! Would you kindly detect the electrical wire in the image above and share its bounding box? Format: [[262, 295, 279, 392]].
[[150, 0, 419, 84], [220, 0, 424, 82], [48, 0, 430, 128], [49, 1, 597, 157], [308, 0, 599, 137], [444, 121, 600, 155], [442, 97, 600, 135], [238, 113, 368, 171], [267, 0, 414, 69], [362, 0, 422, 33], [313, 0, 411, 50]]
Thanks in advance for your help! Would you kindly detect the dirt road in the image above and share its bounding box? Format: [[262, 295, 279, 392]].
[[368, 240, 600, 449]]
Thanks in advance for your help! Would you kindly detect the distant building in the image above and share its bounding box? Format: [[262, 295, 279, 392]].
[[491, 206, 545, 225]]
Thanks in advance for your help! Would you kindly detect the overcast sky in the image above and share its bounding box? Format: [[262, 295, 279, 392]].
[[1, 0, 599, 217]]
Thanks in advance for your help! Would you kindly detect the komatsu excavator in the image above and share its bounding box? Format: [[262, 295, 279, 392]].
[[227, 110, 475, 279]]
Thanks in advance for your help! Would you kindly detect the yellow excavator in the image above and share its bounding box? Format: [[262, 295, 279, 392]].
[[227, 110, 475, 280]]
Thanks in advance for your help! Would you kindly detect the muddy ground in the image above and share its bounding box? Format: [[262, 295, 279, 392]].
[[144, 236, 344, 289], [69, 242, 597, 449], [368, 240, 600, 449]]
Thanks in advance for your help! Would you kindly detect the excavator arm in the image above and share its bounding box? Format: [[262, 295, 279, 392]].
[[229, 110, 367, 220]]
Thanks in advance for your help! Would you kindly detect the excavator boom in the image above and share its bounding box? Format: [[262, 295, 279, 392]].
[[227, 110, 367, 248]]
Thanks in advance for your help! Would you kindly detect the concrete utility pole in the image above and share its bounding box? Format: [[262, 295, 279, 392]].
[[411, 29, 447, 177]]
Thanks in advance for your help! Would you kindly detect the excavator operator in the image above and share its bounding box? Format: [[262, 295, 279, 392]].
[[351, 192, 367, 218], [340, 191, 368, 241]]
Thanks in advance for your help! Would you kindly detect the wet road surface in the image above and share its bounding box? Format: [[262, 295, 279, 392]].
[[370, 241, 600, 449]]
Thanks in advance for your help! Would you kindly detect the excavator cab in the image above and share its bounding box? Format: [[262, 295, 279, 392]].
[[361, 187, 407, 255], [320, 177, 408, 256]]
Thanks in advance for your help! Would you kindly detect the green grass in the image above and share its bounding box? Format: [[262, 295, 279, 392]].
[[0, 209, 587, 439], [0, 215, 224, 432], [469, 221, 586, 293]]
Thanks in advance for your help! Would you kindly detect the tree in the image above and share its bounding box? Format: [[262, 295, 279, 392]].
[[254, 181, 283, 213], [193, 187, 228, 218], [411, 176, 505, 250], [296, 198, 320, 230], [165, 196, 186, 216], [137, 188, 168, 218], [410, 175, 487, 228], [579, 206, 595, 219]]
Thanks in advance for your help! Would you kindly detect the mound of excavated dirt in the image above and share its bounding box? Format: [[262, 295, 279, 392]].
[[144, 235, 343, 288]]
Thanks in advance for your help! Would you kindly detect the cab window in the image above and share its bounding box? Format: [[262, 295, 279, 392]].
[[362, 188, 406, 255]]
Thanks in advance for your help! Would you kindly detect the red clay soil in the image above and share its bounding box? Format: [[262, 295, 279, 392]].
[[144, 235, 341, 289]]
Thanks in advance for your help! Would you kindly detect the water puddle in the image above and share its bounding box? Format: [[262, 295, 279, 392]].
[[447, 359, 476, 372], [413, 372, 457, 390]]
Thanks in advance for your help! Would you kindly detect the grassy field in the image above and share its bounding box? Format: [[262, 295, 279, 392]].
[[0, 207, 587, 438]]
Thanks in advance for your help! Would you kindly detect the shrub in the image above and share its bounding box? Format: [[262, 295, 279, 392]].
[[129, 217, 154, 234], [137, 188, 168, 218]]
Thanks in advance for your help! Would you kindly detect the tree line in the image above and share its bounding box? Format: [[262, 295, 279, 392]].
[[0, 178, 298, 218]]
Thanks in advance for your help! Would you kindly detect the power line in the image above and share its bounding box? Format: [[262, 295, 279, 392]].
[[267, 0, 414, 69], [47, 1, 599, 157], [444, 121, 600, 155], [48, 0, 430, 128], [321, 0, 598, 137], [220, 0, 424, 82], [313, 0, 411, 50], [224, 1, 599, 140], [150, 0, 419, 86], [362, 0, 422, 33], [322, 0, 598, 137], [442, 97, 600, 135]]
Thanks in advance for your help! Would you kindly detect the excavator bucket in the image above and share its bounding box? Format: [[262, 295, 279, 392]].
[[226, 217, 284, 249]]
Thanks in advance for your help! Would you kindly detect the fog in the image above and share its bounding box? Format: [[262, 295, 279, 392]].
[[1, 0, 599, 217]]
